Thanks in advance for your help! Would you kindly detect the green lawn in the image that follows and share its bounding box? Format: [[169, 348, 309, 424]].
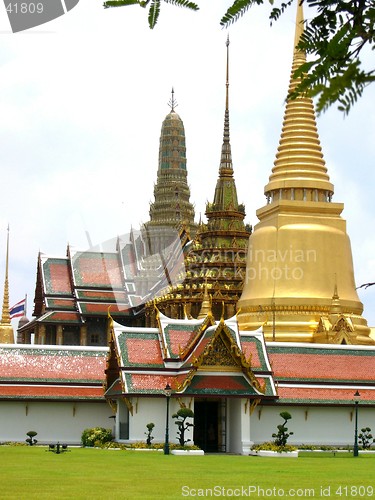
[[1, 447, 374, 499]]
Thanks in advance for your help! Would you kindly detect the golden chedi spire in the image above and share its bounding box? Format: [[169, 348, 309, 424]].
[[0, 226, 14, 344], [237, 3, 372, 344], [264, 3, 333, 201]]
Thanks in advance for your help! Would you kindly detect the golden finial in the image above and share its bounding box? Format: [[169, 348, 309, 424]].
[[226, 34, 230, 112], [197, 281, 212, 319], [1, 225, 11, 325], [168, 87, 178, 112], [220, 301, 225, 323], [330, 274, 342, 314]]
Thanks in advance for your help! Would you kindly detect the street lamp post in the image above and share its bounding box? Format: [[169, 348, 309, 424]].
[[164, 383, 172, 455], [353, 390, 361, 457]]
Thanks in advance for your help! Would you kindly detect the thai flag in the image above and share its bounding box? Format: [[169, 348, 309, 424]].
[[9, 299, 26, 319]]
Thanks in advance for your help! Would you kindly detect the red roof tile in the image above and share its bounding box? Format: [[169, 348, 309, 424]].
[[0, 385, 104, 399], [270, 352, 375, 382], [0, 349, 106, 382], [79, 302, 130, 314], [126, 339, 163, 365], [241, 341, 261, 368], [130, 374, 172, 391], [277, 386, 375, 403], [44, 260, 71, 294], [73, 254, 123, 288], [167, 329, 195, 356]]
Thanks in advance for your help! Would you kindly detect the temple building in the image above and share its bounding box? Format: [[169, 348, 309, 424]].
[[237, 5, 373, 345], [17, 94, 198, 346], [1, 3, 375, 452]]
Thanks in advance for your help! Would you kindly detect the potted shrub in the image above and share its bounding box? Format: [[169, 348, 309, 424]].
[[251, 412, 298, 457]]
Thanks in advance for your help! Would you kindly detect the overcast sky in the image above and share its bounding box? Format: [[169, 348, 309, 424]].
[[0, 0, 374, 329]]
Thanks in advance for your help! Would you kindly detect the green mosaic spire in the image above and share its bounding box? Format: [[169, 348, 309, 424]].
[[204, 37, 249, 248], [144, 90, 197, 253]]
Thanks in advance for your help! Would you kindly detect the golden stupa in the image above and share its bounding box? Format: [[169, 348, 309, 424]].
[[237, 3, 372, 344], [0, 227, 14, 344]]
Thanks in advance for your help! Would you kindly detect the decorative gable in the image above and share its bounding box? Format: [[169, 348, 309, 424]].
[[200, 334, 240, 370], [177, 321, 266, 395]]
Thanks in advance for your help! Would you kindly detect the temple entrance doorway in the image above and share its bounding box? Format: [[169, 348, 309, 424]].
[[193, 399, 226, 452]]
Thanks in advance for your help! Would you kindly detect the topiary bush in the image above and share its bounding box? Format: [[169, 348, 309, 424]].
[[81, 427, 113, 447], [26, 431, 38, 446], [145, 423, 155, 446], [272, 411, 294, 447], [172, 408, 194, 446], [359, 427, 375, 450]]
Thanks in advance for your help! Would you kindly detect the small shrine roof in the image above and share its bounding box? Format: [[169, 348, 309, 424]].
[[106, 317, 275, 399]]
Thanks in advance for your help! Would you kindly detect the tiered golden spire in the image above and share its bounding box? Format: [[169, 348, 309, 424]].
[[208, 35, 246, 222], [218, 35, 233, 176], [0, 226, 14, 343], [264, 2, 334, 203]]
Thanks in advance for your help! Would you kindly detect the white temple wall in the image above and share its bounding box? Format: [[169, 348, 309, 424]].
[[227, 398, 251, 455], [250, 405, 375, 446], [120, 397, 194, 445], [0, 401, 113, 445]]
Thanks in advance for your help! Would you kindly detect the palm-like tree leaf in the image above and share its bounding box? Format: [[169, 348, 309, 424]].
[[103, 0, 142, 8], [103, 0, 198, 28], [148, 0, 161, 28], [220, 0, 260, 28], [164, 0, 199, 11]]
